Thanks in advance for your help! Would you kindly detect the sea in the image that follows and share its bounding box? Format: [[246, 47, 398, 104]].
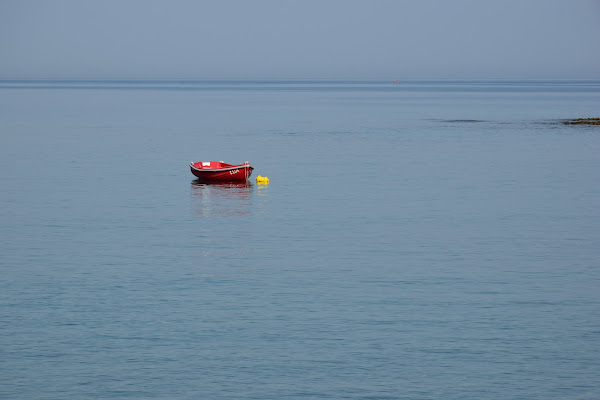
[[1, 79, 599, 399]]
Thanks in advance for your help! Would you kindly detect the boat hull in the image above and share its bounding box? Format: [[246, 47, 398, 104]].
[[190, 161, 254, 183]]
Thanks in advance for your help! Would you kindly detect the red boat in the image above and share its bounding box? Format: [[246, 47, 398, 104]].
[[190, 161, 254, 183]]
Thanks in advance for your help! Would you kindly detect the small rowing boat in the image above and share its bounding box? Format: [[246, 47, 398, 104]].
[[189, 161, 254, 183]]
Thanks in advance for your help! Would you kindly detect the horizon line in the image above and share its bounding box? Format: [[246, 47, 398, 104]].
[[1, 77, 600, 82]]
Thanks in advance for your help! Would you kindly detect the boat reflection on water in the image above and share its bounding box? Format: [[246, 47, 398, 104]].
[[191, 180, 252, 217]]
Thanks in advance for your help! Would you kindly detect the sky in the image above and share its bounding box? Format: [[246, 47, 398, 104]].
[[1, 0, 599, 79]]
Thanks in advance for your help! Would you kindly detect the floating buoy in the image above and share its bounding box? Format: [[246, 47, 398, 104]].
[[256, 175, 269, 184]]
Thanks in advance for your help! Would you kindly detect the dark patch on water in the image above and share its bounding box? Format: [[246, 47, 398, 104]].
[[443, 119, 485, 123], [559, 118, 600, 125]]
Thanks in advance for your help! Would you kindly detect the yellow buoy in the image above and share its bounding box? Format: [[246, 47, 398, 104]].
[[256, 175, 270, 184]]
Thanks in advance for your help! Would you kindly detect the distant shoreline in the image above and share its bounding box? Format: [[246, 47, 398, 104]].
[[562, 118, 600, 125]]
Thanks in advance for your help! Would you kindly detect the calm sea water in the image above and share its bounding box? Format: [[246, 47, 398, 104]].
[[1, 80, 599, 399]]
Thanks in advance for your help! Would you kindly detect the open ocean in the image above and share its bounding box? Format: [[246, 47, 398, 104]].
[[1, 80, 599, 399]]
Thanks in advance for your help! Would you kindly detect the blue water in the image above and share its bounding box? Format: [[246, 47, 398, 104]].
[[1, 80, 599, 399]]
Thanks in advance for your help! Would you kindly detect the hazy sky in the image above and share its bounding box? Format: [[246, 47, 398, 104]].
[[1, 0, 599, 79]]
